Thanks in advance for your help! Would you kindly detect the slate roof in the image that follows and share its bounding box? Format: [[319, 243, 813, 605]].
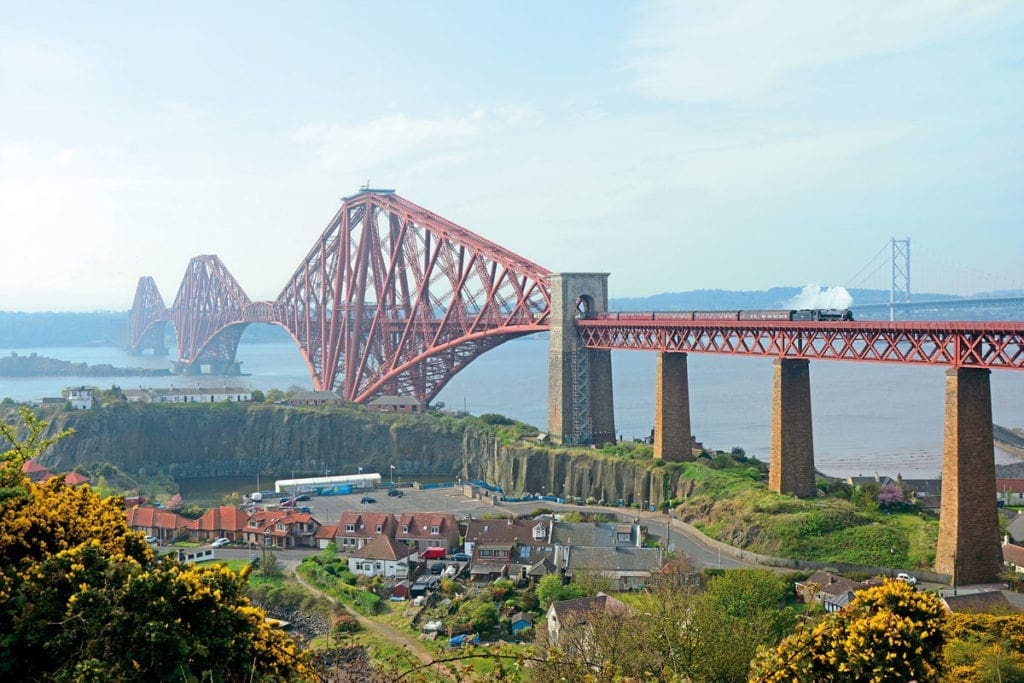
[[288, 390, 341, 402], [465, 517, 549, 546], [565, 546, 662, 574], [942, 591, 1014, 614], [1008, 514, 1024, 544], [353, 535, 413, 561], [549, 521, 637, 547], [549, 593, 632, 621], [797, 570, 868, 598]]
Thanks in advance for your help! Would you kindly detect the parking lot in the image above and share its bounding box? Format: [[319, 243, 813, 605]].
[[274, 484, 507, 525]]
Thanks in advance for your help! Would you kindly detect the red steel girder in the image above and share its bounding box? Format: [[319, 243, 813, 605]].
[[575, 319, 1024, 370], [274, 191, 551, 402], [128, 276, 170, 352]]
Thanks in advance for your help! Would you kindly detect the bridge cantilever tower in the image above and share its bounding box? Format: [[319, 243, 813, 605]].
[[274, 190, 552, 403]]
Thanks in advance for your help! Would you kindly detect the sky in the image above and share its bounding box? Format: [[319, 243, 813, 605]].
[[1, 0, 1022, 312]]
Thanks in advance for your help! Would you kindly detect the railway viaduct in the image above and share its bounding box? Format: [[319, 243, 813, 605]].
[[132, 191, 1024, 585]]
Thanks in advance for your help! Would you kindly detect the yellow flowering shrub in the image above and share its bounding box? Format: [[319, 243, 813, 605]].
[[0, 409, 309, 680], [750, 579, 946, 682]]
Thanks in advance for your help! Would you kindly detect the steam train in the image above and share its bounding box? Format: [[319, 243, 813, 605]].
[[592, 309, 855, 322]]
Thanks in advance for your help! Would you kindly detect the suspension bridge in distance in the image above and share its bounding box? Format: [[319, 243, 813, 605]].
[[129, 188, 1023, 585]]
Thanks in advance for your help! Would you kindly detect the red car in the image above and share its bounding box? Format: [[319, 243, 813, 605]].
[[280, 499, 297, 508]]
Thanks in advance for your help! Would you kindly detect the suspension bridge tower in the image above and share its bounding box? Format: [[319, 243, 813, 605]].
[[890, 237, 911, 322]]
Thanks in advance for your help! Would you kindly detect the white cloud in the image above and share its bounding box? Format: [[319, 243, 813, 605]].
[[627, 0, 1017, 102], [293, 106, 543, 169]]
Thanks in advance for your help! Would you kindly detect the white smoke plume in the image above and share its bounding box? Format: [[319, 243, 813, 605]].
[[786, 285, 854, 309]]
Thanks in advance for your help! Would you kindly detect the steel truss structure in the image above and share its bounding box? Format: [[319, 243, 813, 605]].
[[576, 318, 1024, 370], [129, 191, 552, 403]]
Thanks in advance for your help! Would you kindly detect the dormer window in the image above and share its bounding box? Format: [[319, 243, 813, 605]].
[[430, 526, 440, 535], [345, 524, 355, 532], [402, 524, 409, 533], [532, 524, 546, 540], [375, 524, 382, 533]]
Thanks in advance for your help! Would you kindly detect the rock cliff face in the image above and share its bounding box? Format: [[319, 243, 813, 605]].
[[26, 404, 674, 507]]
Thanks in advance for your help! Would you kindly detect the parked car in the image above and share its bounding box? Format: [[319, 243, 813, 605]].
[[896, 572, 918, 585], [280, 499, 297, 508], [452, 552, 471, 562], [144, 535, 159, 545], [279, 497, 290, 504], [360, 496, 376, 504], [430, 561, 446, 574], [387, 488, 404, 497], [294, 494, 311, 502], [211, 537, 231, 548], [298, 506, 311, 514]]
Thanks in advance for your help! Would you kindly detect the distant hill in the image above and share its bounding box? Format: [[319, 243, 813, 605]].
[[4, 286, 1021, 347]]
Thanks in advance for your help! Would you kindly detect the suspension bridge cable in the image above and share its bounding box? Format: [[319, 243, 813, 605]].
[[845, 240, 891, 290]]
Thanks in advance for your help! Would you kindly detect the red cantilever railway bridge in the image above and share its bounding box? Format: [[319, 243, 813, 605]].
[[577, 315, 1024, 370]]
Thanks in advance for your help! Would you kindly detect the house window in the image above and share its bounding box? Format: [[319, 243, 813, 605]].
[[402, 524, 409, 533], [345, 524, 355, 532], [430, 526, 439, 535], [376, 524, 382, 533], [277, 523, 286, 531]]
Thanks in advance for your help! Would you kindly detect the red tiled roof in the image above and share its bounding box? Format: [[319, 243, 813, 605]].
[[337, 511, 397, 537], [396, 512, 456, 538], [1004, 542, 1024, 567], [317, 524, 339, 540], [997, 479, 1024, 495], [192, 505, 251, 533], [64, 472, 91, 486], [126, 506, 189, 531], [245, 509, 319, 537]]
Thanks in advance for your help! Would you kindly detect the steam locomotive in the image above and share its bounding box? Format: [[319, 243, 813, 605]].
[[593, 309, 854, 322]]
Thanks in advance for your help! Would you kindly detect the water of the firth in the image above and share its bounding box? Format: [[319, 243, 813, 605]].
[[2, 336, 1023, 479]]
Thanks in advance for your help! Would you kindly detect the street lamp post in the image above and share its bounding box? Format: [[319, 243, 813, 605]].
[[390, 465, 395, 486]]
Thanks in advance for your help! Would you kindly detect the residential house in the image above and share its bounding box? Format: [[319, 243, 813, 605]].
[[127, 506, 190, 544], [347, 535, 414, 579], [63, 386, 95, 410], [546, 593, 633, 647], [286, 390, 342, 407], [395, 512, 459, 552], [21, 460, 51, 482], [366, 395, 422, 413], [898, 476, 943, 510], [189, 505, 251, 543], [464, 516, 555, 581], [563, 546, 663, 591], [795, 570, 869, 613], [243, 509, 322, 549], [334, 511, 398, 551]]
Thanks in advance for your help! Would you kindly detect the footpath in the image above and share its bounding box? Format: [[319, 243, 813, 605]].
[[291, 570, 455, 680]]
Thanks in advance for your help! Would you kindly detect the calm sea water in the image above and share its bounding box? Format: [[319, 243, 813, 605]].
[[3, 337, 1023, 479]]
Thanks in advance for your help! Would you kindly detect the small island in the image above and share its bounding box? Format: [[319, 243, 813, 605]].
[[0, 352, 172, 377]]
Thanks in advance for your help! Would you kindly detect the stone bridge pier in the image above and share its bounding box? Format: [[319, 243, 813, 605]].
[[547, 273, 615, 446]]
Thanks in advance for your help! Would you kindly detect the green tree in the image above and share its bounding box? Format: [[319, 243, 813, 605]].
[[703, 569, 795, 640], [250, 388, 265, 403], [468, 602, 499, 633], [536, 574, 584, 609]]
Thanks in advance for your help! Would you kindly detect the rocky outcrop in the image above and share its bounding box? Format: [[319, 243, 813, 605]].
[[22, 403, 677, 507]]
